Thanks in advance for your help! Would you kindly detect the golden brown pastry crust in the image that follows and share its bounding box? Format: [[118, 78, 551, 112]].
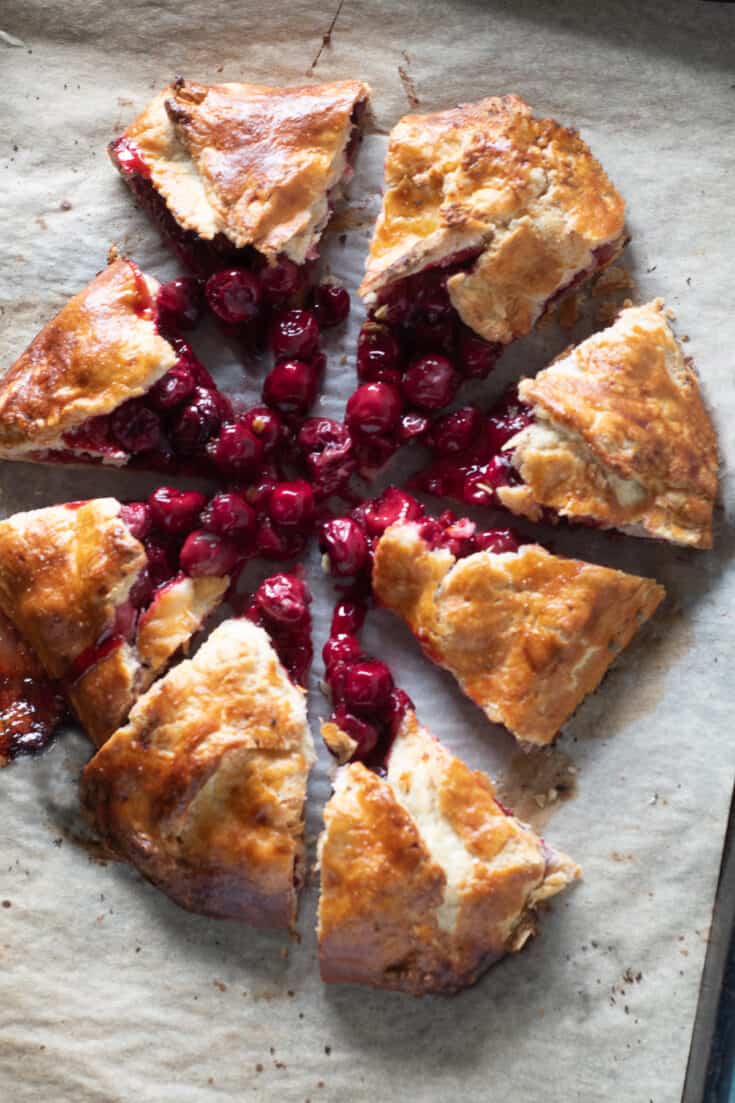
[[70, 575, 228, 748], [0, 260, 176, 460], [0, 500, 228, 746], [360, 94, 625, 344], [500, 300, 718, 548], [119, 79, 370, 263], [372, 524, 664, 745], [0, 499, 145, 678], [81, 619, 314, 928], [318, 712, 579, 993]]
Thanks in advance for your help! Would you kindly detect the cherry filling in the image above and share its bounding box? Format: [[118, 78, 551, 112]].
[[342, 251, 502, 474], [320, 491, 523, 774], [411, 387, 535, 510], [244, 572, 313, 686], [322, 598, 412, 775], [64, 475, 321, 693], [0, 609, 67, 765], [0, 675, 66, 764], [344, 238, 624, 479], [319, 488, 522, 592]]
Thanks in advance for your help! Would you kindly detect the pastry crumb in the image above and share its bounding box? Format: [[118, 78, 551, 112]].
[[592, 265, 635, 296], [597, 299, 621, 326]]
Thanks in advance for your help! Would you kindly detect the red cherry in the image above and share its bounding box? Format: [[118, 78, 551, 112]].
[[319, 518, 369, 577], [356, 323, 402, 383], [207, 422, 264, 476], [312, 284, 350, 327], [171, 388, 222, 454], [127, 569, 154, 610], [428, 407, 482, 455], [149, 365, 196, 410], [262, 359, 320, 416], [180, 530, 238, 577], [269, 309, 320, 361], [331, 706, 379, 758], [418, 277, 452, 318], [205, 268, 261, 325], [346, 382, 402, 437], [110, 400, 163, 454], [343, 659, 394, 714], [457, 327, 500, 379], [323, 633, 362, 671], [143, 540, 176, 587], [259, 258, 300, 301], [148, 487, 206, 535], [401, 355, 458, 411], [364, 488, 423, 535], [201, 493, 257, 537], [238, 406, 284, 455], [297, 417, 355, 497], [331, 600, 366, 637], [157, 277, 203, 331], [461, 458, 513, 506], [268, 481, 315, 531], [255, 518, 307, 561], [398, 412, 430, 443], [119, 502, 152, 541], [474, 528, 521, 554], [377, 283, 412, 325], [255, 573, 310, 626]]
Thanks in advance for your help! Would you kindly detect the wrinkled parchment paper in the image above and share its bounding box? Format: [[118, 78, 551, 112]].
[[1, 2, 734, 1100]]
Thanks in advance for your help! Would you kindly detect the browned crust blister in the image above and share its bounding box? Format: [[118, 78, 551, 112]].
[[372, 524, 665, 745], [359, 94, 626, 344], [500, 300, 718, 548], [0, 260, 176, 459], [81, 619, 314, 928], [317, 712, 579, 993]]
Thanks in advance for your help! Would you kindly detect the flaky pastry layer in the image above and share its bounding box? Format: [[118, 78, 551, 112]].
[[372, 523, 664, 744], [318, 711, 579, 993]]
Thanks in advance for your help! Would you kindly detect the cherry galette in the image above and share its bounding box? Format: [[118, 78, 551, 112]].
[[342, 94, 626, 475], [82, 580, 314, 928], [110, 78, 370, 275], [0, 485, 318, 749], [0, 258, 336, 480], [319, 491, 665, 745], [414, 300, 718, 549], [318, 664, 579, 993]]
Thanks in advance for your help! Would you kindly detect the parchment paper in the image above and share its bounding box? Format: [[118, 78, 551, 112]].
[[1, 3, 734, 1101]]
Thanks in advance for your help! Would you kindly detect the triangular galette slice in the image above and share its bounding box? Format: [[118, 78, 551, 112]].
[[358, 94, 625, 346], [318, 708, 579, 993], [415, 300, 718, 549], [366, 508, 664, 746], [0, 497, 231, 747], [81, 575, 314, 928], [340, 94, 625, 477], [0, 258, 251, 472], [110, 78, 370, 272], [500, 300, 719, 548]]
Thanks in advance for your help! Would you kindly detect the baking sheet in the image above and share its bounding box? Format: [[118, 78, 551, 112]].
[[1, 2, 734, 1100]]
